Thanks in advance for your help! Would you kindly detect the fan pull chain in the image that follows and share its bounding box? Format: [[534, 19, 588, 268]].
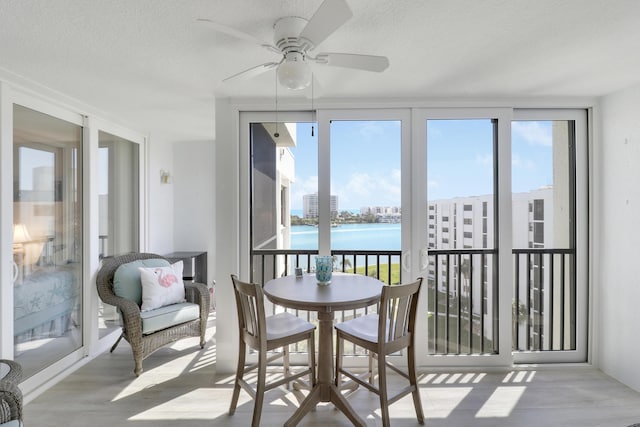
[[274, 71, 280, 138], [311, 73, 315, 137]]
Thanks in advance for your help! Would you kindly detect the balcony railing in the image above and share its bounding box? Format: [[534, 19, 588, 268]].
[[426, 249, 497, 355], [251, 249, 402, 285], [251, 247, 576, 356], [513, 248, 576, 352]]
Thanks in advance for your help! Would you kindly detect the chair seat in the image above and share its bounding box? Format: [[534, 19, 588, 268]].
[[140, 302, 200, 335], [266, 312, 315, 341], [335, 314, 385, 344]]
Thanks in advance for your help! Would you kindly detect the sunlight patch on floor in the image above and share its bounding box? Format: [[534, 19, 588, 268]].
[[476, 386, 526, 418], [127, 389, 220, 420], [425, 387, 473, 418], [502, 370, 536, 383], [421, 372, 487, 385]]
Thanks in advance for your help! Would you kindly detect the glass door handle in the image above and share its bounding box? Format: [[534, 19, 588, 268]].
[[420, 248, 429, 271], [402, 251, 411, 272]]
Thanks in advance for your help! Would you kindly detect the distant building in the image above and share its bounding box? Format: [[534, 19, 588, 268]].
[[360, 205, 401, 222], [303, 192, 338, 218]]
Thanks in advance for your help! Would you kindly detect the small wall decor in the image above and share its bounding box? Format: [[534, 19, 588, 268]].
[[160, 169, 172, 184]]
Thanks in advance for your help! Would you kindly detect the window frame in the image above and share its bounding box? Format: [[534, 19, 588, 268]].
[[511, 108, 589, 364]]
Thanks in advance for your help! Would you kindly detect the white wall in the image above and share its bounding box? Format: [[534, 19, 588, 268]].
[[214, 98, 239, 374], [147, 136, 175, 254], [173, 139, 216, 288], [598, 83, 640, 392]]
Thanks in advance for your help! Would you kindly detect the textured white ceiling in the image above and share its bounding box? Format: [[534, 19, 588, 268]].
[[1, 0, 639, 143]]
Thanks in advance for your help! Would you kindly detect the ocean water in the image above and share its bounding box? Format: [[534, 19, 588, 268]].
[[289, 223, 400, 272], [291, 223, 401, 250]]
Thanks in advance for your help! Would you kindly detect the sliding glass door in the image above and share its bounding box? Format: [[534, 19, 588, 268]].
[[425, 118, 499, 356], [414, 108, 513, 366], [511, 109, 588, 363], [97, 130, 140, 338], [242, 107, 587, 366], [414, 108, 588, 365], [245, 110, 411, 285], [243, 109, 412, 362], [13, 104, 83, 378]]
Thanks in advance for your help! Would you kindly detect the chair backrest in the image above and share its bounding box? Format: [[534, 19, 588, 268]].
[[96, 252, 167, 303], [378, 277, 423, 352], [230, 274, 267, 350]]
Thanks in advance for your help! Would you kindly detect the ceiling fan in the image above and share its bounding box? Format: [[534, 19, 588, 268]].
[[198, 0, 390, 90]]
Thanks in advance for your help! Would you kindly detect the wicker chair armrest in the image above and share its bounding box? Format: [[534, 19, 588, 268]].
[[0, 360, 23, 423], [0, 382, 22, 423], [184, 281, 210, 318], [114, 296, 142, 317], [99, 295, 143, 338], [98, 293, 141, 315], [0, 361, 21, 384]]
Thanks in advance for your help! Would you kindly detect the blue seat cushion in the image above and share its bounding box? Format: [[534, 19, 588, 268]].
[[140, 302, 200, 335]]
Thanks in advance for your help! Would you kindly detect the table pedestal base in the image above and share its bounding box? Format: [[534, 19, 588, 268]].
[[284, 310, 367, 427], [285, 383, 367, 427]]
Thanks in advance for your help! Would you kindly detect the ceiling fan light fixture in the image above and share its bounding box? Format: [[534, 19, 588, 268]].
[[277, 52, 311, 90]]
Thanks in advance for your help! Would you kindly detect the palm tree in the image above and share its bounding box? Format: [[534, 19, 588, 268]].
[[341, 258, 353, 272]]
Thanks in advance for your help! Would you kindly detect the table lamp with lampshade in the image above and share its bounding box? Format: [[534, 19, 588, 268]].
[[12, 223, 32, 283]]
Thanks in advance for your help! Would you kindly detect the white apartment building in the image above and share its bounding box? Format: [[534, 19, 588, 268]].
[[303, 192, 338, 218], [427, 187, 554, 348]]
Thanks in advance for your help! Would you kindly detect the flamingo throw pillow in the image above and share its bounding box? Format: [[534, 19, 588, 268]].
[[139, 261, 186, 311]]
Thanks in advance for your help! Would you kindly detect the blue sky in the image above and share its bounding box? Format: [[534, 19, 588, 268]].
[[289, 119, 554, 211], [290, 120, 401, 211]]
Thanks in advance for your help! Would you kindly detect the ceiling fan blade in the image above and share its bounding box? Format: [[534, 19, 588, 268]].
[[196, 18, 269, 47], [223, 62, 279, 82], [299, 0, 353, 48], [314, 53, 390, 72]]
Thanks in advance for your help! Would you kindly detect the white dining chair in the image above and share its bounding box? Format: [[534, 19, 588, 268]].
[[334, 277, 424, 427], [229, 274, 317, 427]]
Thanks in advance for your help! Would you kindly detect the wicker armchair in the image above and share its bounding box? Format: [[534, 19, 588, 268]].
[[96, 253, 210, 376], [0, 359, 22, 427]]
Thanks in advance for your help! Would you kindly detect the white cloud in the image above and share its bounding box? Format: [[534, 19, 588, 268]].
[[475, 153, 493, 166], [512, 121, 552, 147], [357, 121, 385, 141], [512, 153, 536, 171], [291, 168, 402, 210], [338, 169, 401, 208], [475, 153, 493, 178]]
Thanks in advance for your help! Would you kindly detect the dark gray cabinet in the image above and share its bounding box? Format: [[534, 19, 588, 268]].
[[164, 251, 207, 284]]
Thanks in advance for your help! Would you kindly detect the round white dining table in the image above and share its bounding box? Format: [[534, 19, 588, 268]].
[[264, 272, 383, 427]]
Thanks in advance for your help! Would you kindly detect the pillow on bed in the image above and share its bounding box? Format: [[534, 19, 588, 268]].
[[139, 261, 186, 312]]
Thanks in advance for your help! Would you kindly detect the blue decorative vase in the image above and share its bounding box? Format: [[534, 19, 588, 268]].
[[315, 256, 333, 285]]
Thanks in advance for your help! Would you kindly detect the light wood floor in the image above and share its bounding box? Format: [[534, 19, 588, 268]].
[[24, 313, 640, 426]]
